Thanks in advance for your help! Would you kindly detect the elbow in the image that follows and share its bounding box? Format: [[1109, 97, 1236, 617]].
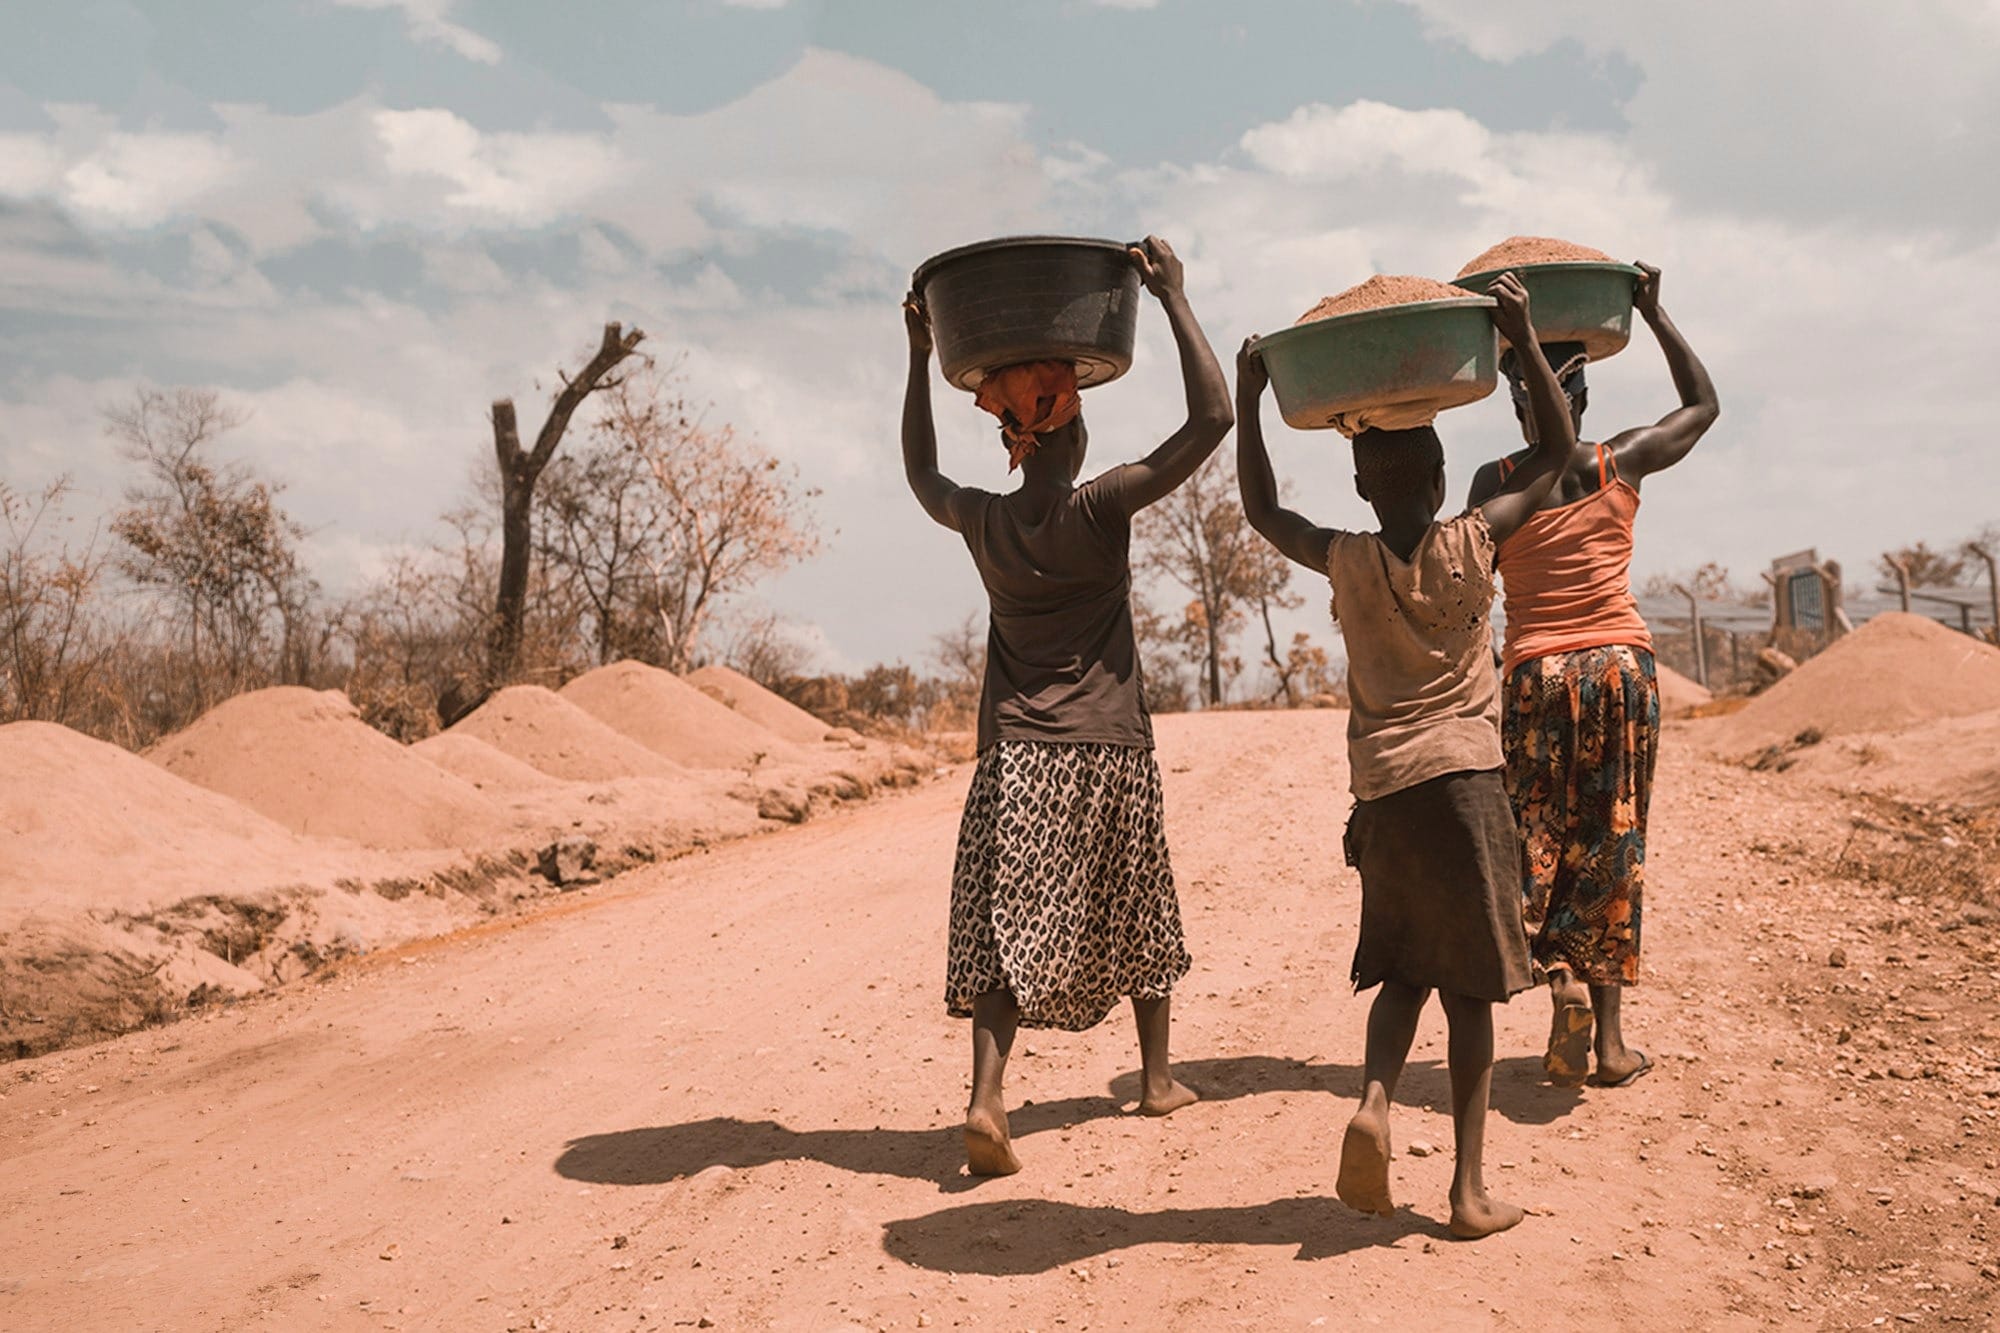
[[1240, 494, 1276, 534], [1194, 403, 1235, 439]]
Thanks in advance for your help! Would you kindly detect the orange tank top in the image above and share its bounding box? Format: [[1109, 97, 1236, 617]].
[[1494, 444, 1653, 674]]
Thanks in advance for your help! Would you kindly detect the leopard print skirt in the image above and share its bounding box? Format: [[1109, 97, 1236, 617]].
[[946, 740, 1191, 1032]]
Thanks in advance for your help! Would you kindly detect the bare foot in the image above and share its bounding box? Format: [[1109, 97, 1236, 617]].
[[964, 1105, 1021, 1177], [1335, 1106, 1394, 1216], [1544, 974, 1593, 1087], [1137, 1078, 1199, 1117], [1589, 1048, 1652, 1088], [1448, 1189, 1525, 1240]]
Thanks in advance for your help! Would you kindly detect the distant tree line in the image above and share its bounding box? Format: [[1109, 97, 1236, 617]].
[[0, 327, 818, 747]]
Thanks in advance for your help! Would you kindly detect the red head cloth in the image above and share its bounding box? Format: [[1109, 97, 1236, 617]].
[[973, 360, 1082, 470]]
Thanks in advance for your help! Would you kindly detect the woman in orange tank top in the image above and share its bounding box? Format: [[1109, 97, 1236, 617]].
[[1464, 262, 1719, 1090]]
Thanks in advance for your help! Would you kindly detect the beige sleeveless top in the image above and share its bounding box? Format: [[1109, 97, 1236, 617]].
[[1327, 511, 1504, 800]]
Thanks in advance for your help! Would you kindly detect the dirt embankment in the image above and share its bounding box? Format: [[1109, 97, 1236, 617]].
[[1655, 660, 1712, 717], [1710, 612, 2000, 754], [148, 686, 511, 852], [689, 664, 840, 746], [2, 666, 936, 1063], [1703, 614, 2000, 809], [561, 661, 806, 770]]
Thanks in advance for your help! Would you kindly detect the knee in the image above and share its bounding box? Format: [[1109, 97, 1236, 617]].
[[1437, 990, 1492, 1024]]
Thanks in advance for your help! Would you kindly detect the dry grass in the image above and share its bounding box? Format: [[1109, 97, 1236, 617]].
[[1828, 794, 2000, 906]]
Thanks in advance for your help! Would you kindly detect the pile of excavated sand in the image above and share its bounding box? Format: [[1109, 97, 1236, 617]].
[[560, 661, 803, 770], [0, 721, 357, 917], [149, 687, 509, 852], [1778, 707, 2000, 808], [1709, 613, 2000, 754], [412, 731, 563, 793], [1457, 235, 1615, 277], [1656, 662, 1713, 717], [447, 685, 686, 783], [1295, 274, 1469, 325], [688, 665, 835, 746]]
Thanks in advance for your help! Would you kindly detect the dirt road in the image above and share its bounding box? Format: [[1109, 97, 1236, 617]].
[[4, 711, 1998, 1330]]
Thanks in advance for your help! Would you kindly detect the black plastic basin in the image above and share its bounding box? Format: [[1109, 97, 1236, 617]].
[[912, 236, 1141, 392]]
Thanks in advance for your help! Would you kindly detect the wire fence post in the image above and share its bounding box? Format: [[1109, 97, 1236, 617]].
[[1674, 583, 1707, 688]]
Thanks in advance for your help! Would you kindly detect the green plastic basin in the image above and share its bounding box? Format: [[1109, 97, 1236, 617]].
[[1254, 297, 1499, 433], [1451, 261, 1642, 361]]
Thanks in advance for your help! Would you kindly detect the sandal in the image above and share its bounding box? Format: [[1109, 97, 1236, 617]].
[[1544, 993, 1594, 1087], [1589, 1052, 1653, 1089]]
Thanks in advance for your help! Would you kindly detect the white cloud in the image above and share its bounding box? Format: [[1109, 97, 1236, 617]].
[[2, 49, 1996, 670], [0, 134, 63, 196], [1240, 100, 1492, 181], [722, 0, 790, 8], [59, 133, 239, 227], [329, 0, 502, 65], [1391, 0, 2000, 227], [367, 108, 627, 226], [1094, 0, 1163, 8], [0, 109, 241, 230]]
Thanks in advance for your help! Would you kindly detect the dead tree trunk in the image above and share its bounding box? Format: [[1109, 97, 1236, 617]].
[[486, 321, 646, 687]]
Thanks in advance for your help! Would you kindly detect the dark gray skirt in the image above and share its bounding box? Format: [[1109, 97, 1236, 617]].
[[1343, 768, 1534, 1002]]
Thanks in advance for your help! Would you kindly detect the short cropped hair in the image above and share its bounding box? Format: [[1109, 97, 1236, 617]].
[[1352, 425, 1444, 504]]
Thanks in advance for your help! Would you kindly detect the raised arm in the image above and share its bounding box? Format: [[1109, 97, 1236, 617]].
[[1236, 339, 1337, 574], [1109, 236, 1235, 513], [1477, 273, 1575, 544], [901, 293, 965, 531], [1605, 263, 1719, 482]]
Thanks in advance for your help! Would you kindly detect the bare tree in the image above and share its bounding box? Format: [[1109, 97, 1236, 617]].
[[0, 477, 112, 726], [1133, 452, 1293, 706], [723, 612, 818, 688], [108, 388, 316, 712], [1878, 541, 1968, 588], [536, 429, 674, 666], [488, 321, 646, 685], [591, 370, 819, 672], [929, 610, 985, 727], [1640, 560, 1766, 606]]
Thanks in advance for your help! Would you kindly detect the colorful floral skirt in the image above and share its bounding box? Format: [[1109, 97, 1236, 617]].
[[946, 740, 1191, 1031], [1502, 644, 1660, 986]]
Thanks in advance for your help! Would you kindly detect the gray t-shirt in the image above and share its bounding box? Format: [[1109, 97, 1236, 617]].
[[954, 471, 1153, 753]]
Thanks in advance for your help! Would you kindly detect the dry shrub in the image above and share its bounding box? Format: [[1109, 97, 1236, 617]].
[[1829, 795, 2000, 906]]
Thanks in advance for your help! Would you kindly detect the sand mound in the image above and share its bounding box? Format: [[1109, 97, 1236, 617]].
[[1776, 706, 2000, 808], [560, 661, 803, 770], [1456, 235, 1615, 277], [148, 687, 508, 852], [0, 721, 353, 916], [1656, 662, 1713, 717], [1711, 613, 2000, 754], [1296, 274, 1468, 325], [448, 685, 686, 783], [688, 665, 834, 746], [412, 731, 563, 792]]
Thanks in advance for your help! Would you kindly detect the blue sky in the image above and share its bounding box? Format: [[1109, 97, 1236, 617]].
[[2, 0, 1996, 676]]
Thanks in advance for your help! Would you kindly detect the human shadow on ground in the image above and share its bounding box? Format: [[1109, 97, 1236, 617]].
[[881, 1195, 1434, 1273], [1119, 1053, 1581, 1128], [555, 1055, 1358, 1193], [555, 1052, 1577, 1194]]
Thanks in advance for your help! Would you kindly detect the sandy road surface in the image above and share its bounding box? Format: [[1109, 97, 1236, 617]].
[[4, 711, 1999, 1330]]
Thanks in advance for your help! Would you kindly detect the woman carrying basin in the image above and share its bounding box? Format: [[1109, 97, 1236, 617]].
[[901, 234, 1232, 1175]]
